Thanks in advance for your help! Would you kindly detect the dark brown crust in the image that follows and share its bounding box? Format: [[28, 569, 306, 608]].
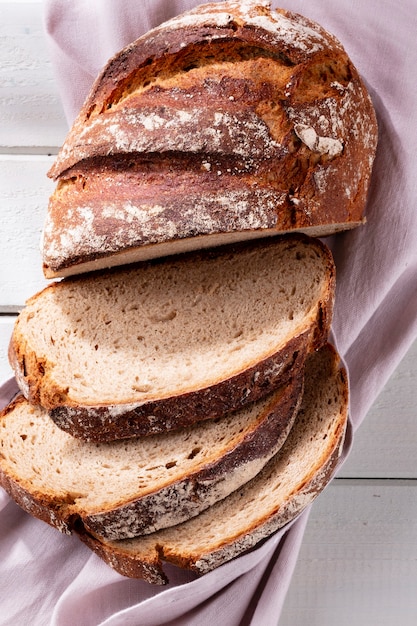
[[42, 1, 377, 278], [0, 397, 73, 536], [11, 234, 336, 442], [48, 5, 346, 180], [75, 345, 348, 584], [199, 432, 344, 574], [82, 372, 304, 539], [0, 345, 348, 585], [77, 530, 168, 585], [190, 396, 347, 576], [76, 437, 344, 586], [49, 329, 311, 442], [0, 371, 302, 543], [64, 6, 339, 131]]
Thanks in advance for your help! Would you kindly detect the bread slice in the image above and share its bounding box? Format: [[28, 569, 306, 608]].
[[0, 369, 302, 539], [9, 235, 335, 441], [77, 343, 348, 584], [43, 0, 377, 278]]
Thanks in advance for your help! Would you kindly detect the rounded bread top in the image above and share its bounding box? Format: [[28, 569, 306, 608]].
[[49, 0, 377, 179]]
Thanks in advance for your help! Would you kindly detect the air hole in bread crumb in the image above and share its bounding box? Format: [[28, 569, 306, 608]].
[[187, 446, 202, 460], [19, 434, 27, 441], [149, 309, 177, 322], [165, 461, 177, 469]]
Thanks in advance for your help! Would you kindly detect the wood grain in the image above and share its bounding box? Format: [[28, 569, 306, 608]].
[[0, 156, 52, 306], [340, 340, 417, 480], [0, 318, 15, 384], [280, 480, 417, 625], [0, 0, 67, 149]]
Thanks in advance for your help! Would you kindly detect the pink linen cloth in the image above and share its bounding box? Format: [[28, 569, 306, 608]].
[[1, 1, 417, 624]]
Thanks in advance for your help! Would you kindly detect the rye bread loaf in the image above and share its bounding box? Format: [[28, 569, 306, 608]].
[[0, 371, 302, 540], [9, 235, 335, 442], [43, 0, 378, 278], [77, 343, 348, 584]]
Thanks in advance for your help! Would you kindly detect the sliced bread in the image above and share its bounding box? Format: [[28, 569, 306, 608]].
[[9, 235, 335, 441], [0, 370, 302, 539], [77, 343, 348, 584], [43, 0, 377, 278]]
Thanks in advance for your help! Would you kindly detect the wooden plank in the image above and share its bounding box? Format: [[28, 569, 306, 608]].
[[0, 317, 15, 384], [0, 155, 52, 306], [0, 0, 67, 149], [339, 338, 417, 479], [280, 479, 417, 626]]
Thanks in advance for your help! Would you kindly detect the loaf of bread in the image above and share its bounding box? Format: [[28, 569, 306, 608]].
[[9, 235, 335, 441], [0, 370, 302, 540], [77, 343, 348, 584], [43, 0, 377, 278]]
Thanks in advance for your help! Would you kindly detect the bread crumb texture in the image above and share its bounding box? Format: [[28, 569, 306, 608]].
[[78, 344, 348, 583], [0, 373, 301, 538], [11, 237, 334, 411]]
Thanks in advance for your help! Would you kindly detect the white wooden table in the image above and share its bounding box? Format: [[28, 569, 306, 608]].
[[1, 2, 416, 624]]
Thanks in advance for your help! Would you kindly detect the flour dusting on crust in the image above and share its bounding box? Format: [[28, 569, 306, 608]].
[[43, 0, 378, 278]]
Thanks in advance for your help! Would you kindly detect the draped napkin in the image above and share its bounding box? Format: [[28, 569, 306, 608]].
[[1, 1, 416, 624]]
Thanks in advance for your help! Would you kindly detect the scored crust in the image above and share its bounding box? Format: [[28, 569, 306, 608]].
[[42, 0, 378, 277]]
